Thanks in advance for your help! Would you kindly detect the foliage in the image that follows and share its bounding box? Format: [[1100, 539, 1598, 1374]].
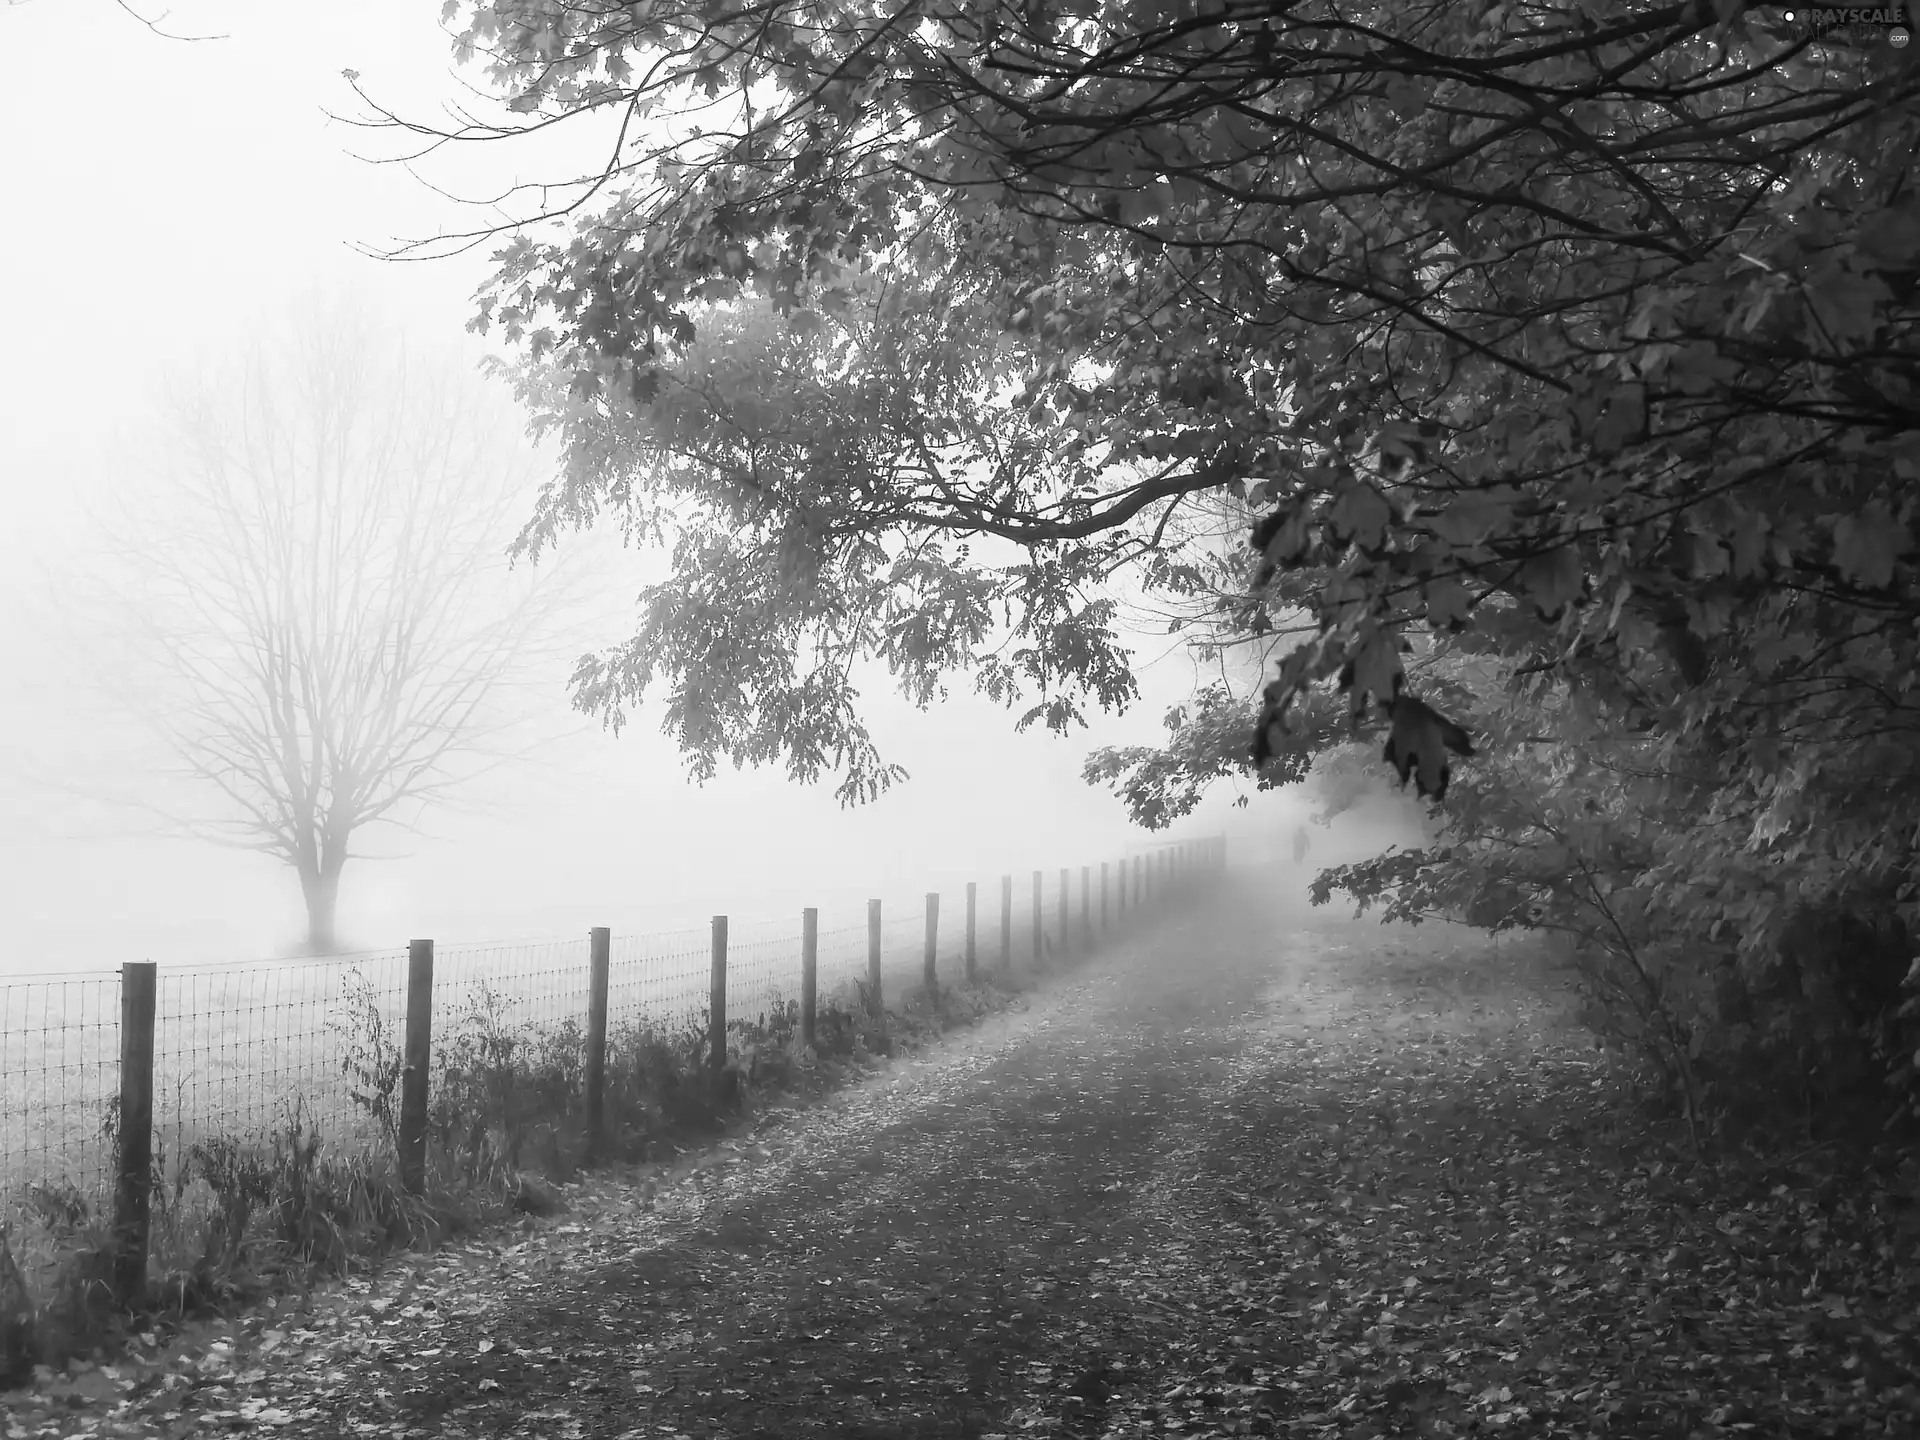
[[485, 304, 1142, 803], [329, 967, 405, 1144], [398, 0, 1919, 758], [1082, 679, 1332, 826], [1301, 670, 1920, 1137], [362, 3, 1920, 1119]]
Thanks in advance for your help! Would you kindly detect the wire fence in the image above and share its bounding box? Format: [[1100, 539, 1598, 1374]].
[[0, 973, 119, 1198], [0, 841, 1221, 1208], [153, 951, 407, 1173]]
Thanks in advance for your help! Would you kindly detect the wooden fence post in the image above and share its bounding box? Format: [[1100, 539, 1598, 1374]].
[[924, 892, 940, 996], [1031, 870, 1044, 965], [586, 926, 610, 1163], [801, 908, 818, 1049], [964, 882, 977, 982], [867, 899, 884, 1020], [1000, 875, 1013, 970], [112, 961, 156, 1305], [398, 939, 433, 1196], [709, 917, 728, 1086]]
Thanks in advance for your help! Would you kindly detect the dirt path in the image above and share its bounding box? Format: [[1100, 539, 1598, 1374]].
[[30, 878, 1916, 1438], [302, 879, 1313, 1439]]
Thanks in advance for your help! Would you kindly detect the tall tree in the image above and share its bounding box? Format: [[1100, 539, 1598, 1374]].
[[358, 5, 1920, 1113], [365, 1, 1916, 786], [53, 298, 572, 952]]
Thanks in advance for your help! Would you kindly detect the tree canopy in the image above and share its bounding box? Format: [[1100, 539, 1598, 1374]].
[[374, 2, 1920, 1121]]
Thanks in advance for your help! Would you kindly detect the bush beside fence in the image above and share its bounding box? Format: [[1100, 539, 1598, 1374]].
[[0, 837, 1225, 1306]]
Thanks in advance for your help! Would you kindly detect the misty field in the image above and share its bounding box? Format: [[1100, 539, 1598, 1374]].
[[0, 893, 1017, 1200]]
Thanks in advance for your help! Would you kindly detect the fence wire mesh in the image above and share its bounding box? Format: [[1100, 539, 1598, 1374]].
[[435, 935, 594, 1058], [607, 927, 710, 1035], [723, 917, 803, 1031], [814, 923, 871, 1009], [153, 951, 408, 1182], [880, 897, 926, 984], [0, 973, 118, 1195]]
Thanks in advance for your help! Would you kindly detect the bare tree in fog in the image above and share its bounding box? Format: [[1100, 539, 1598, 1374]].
[[52, 296, 572, 953]]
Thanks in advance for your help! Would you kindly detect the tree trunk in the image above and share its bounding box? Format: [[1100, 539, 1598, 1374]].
[[299, 859, 346, 954]]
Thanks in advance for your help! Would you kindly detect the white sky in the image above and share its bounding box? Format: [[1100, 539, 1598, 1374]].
[[0, 0, 1305, 974]]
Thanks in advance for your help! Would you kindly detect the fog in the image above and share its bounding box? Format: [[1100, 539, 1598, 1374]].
[[0, 2, 1417, 976]]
